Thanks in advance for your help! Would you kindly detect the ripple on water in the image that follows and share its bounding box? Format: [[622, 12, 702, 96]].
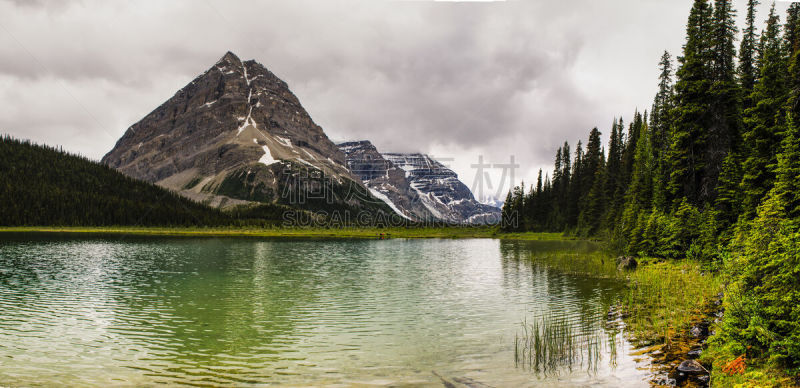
[[0, 237, 650, 386]]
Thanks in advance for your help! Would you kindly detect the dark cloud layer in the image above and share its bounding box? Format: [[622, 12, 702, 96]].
[[0, 0, 789, 200]]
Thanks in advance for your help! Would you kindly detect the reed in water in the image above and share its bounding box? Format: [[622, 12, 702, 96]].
[[514, 313, 619, 375]]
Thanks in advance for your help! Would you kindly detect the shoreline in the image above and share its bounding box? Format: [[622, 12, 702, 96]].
[[0, 226, 584, 241]]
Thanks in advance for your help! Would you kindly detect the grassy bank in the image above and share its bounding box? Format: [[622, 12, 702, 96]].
[[519, 239, 794, 385], [529, 251, 723, 372], [526, 249, 722, 342], [621, 259, 722, 346], [0, 226, 575, 240], [537, 251, 798, 386]]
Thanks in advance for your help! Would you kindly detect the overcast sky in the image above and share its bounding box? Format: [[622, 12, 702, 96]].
[[0, 0, 791, 201]]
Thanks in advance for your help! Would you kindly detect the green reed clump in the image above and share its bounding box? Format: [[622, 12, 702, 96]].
[[515, 314, 616, 375]]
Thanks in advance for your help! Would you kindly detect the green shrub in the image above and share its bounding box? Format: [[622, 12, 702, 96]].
[[719, 193, 800, 374]]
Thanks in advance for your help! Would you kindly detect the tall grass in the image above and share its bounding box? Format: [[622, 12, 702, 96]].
[[514, 313, 620, 375], [621, 260, 722, 345]]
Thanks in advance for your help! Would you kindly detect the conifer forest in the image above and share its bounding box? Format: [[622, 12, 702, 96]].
[[501, 0, 800, 378]]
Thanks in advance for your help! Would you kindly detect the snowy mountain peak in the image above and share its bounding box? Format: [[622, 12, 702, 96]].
[[338, 140, 501, 224], [102, 53, 374, 212]]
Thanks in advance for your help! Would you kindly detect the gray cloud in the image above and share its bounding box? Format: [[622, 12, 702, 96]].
[[0, 0, 790, 199]]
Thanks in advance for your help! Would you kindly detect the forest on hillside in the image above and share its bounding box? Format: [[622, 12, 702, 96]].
[[0, 136, 288, 227], [501, 0, 800, 380]]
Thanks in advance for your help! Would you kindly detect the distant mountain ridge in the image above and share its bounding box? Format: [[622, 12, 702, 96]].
[[339, 140, 501, 224]]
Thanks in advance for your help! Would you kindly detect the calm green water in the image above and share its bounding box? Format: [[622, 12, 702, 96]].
[[0, 236, 650, 387]]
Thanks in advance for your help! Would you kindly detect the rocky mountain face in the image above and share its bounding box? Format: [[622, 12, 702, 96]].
[[339, 141, 501, 224], [102, 52, 383, 214], [383, 153, 501, 224], [338, 141, 436, 221]]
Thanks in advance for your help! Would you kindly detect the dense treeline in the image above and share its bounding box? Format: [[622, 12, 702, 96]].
[[0, 135, 285, 227], [502, 0, 800, 378]]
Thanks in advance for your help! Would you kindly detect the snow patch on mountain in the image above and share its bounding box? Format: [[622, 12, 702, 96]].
[[369, 188, 411, 221]]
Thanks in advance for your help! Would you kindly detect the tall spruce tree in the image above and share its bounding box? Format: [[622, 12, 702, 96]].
[[536, 169, 543, 194], [567, 141, 584, 227], [605, 118, 625, 226], [652, 52, 676, 152], [618, 120, 655, 251], [559, 142, 572, 229], [785, 3, 800, 58], [582, 128, 604, 199], [501, 190, 516, 231], [739, 0, 760, 108], [777, 4, 800, 220], [668, 0, 714, 207], [787, 3, 800, 119], [561, 141, 572, 196], [741, 5, 788, 218], [651, 51, 675, 211], [621, 111, 643, 194], [553, 147, 563, 189], [627, 121, 655, 212], [578, 129, 606, 236], [705, 0, 741, 204]]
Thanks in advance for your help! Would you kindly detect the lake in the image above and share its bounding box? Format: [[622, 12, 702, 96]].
[[0, 236, 651, 386]]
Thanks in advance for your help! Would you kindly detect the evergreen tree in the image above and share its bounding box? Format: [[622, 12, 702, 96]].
[[553, 147, 563, 190], [621, 111, 643, 195], [714, 152, 743, 229], [513, 184, 526, 231], [567, 141, 584, 227], [741, 5, 788, 218], [551, 147, 564, 229], [668, 0, 714, 207], [617, 120, 654, 251], [536, 169, 543, 194], [739, 0, 760, 109], [561, 141, 572, 197], [579, 165, 606, 237], [550, 142, 572, 230], [774, 112, 800, 219], [582, 127, 604, 200], [533, 169, 544, 229], [652, 52, 675, 152], [626, 121, 654, 211], [651, 52, 675, 211], [786, 3, 800, 120], [705, 0, 741, 203], [605, 118, 625, 226], [501, 190, 516, 231], [784, 3, 800, 57]]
